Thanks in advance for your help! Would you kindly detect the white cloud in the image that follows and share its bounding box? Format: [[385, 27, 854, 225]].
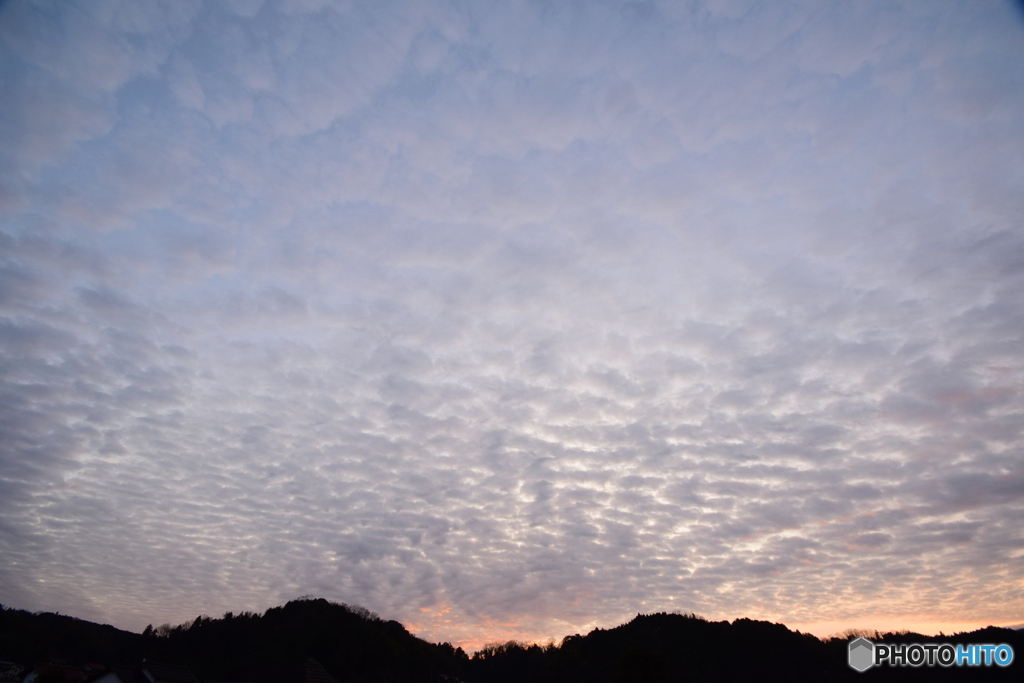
[[1, 0, 1023, 650]]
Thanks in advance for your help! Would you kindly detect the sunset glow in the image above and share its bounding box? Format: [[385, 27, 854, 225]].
[[1, 0, 1023, 648]]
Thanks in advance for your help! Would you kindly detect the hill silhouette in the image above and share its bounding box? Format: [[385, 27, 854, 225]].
[[1, 599, 1020, 682], [0, 599, 466, 683], [468, 614, 1022, 682]]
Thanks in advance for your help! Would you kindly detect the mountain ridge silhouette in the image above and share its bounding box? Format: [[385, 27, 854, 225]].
[[1, 598, 1020, 682]]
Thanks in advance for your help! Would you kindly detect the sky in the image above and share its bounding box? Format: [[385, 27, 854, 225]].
[[1, 0, 1023, 651]]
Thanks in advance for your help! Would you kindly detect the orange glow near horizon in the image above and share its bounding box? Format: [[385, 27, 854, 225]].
[[404, 603, 557, 653], [787, 617, 1024, 640], [405, 608, 1024, 653]]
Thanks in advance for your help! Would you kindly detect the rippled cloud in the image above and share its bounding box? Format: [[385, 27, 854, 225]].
[[1, 0, 1023, 649]]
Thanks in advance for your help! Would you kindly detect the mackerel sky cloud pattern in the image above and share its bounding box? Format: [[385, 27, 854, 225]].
[[1, 0, 1023, 649]]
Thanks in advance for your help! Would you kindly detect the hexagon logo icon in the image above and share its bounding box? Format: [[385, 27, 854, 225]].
[[848, 637, 875, 672]]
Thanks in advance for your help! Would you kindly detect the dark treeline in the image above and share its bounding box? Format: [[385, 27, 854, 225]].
[[468, 614, 1022, 683], [1, 598, 463, 683], [1, 599, 1020, 682]]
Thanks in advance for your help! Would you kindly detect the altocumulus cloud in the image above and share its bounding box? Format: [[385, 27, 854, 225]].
[[1, 0, 1023, 648]]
